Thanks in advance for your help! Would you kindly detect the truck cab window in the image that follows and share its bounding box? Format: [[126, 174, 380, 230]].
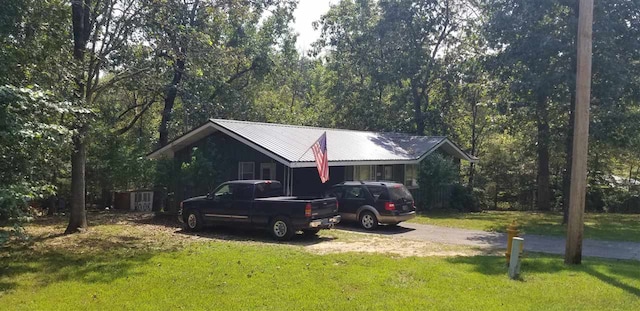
[[214, 184, 233, 200], [255, 182, 283, 198]]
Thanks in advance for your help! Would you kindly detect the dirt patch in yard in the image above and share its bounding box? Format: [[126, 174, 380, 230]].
[[5, 211, 500, 258], [306, 234, 501, 257]]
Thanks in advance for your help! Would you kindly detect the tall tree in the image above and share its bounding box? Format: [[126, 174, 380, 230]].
[[483, 0, 576, 211], [66, 0, 145, 233]]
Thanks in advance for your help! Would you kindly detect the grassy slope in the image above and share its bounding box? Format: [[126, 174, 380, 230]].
[[1, 216, 639, 310], [411, 211, 640, 242]]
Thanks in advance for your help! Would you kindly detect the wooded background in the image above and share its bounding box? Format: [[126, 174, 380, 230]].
[[2, 0, 640, 234]]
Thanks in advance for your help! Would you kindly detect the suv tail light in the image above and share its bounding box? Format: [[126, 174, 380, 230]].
[[384, 202, 396, 211], [305, 203, 312, 217], [179, 201, 183, 209]]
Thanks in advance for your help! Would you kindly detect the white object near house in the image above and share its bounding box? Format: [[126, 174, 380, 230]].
[[508, 237, 524, 279], [130, 191, 153, 211]]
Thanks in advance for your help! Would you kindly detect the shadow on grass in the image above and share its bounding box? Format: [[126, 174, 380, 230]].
[[174, 227, 338, 246], [0, 236, 162, 293], [132, 212, 337, 246], [445, 254, 640, 297], [585, 265, 640, 297]]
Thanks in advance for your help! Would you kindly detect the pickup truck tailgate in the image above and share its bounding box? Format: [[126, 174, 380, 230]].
[[309, 198, 339, 218]]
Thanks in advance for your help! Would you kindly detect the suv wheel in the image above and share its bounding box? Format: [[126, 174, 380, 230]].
[[270, 216, 295, 241], [185, 210, 203, 232], [359, 211, 378, 230]]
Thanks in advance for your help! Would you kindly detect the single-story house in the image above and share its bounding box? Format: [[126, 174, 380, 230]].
[[147, 119, 477, 202]]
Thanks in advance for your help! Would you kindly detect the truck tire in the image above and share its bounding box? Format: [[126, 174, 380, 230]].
[[270, 216, 295, 241], [184, 209, 203, 232], [359, 211, 378, 230]]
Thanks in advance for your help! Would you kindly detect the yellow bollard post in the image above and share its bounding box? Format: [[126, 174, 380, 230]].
[[506, 220, 519, 264]]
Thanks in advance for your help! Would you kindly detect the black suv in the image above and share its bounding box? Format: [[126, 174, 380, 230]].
[[325, 181, 416, 230]]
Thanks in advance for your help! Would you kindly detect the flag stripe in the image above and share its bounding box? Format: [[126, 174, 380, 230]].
[[311, 132, 329, 183]]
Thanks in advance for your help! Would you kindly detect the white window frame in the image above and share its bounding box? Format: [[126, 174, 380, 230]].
[[353, 165, 375, 181], [238, 162, 255, 180], [404, 164, 419, 189], [260, 162, 276, 180]]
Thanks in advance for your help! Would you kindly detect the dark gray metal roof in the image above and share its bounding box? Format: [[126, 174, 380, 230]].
[[147, 119, 478, 167]]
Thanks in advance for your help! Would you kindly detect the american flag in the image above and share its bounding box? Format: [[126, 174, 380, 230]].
[[311, 132, 329, 183]]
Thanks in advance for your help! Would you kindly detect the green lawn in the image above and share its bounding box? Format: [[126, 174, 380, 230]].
[[1, 213, 639, 310], [411, 211, 640, 242]]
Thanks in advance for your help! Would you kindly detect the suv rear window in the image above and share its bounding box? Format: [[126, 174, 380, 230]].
[[388, 185, 413, 201], [366, 185, 389, 201]]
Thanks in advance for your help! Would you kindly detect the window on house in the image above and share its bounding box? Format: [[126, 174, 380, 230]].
[[260, 163, 276, 180], [344, 166, 354, 181], [354, 165, 373, 181], [383, 166, 393, 180], [405, 164, 418, 188], [238, 162, 255, 180]]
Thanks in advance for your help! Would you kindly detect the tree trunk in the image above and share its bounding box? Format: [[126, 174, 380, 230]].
[[47, 196, 57, 216], [66, 0, 90, 234], [411, 80, 425, 135], [65, 133, 88, 234], [158, 58, 185, 147], [536, 95, 551, 211]]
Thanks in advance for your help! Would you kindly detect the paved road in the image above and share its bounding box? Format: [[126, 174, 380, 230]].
[[336, 222, 640, 261]]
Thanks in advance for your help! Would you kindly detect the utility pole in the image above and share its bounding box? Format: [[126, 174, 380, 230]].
[[565, 0, 594, 264]]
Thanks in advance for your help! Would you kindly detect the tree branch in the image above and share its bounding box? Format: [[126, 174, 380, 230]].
[[114, 95, 156, 135]]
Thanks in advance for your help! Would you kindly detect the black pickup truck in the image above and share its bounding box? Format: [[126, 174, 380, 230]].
[[179, 180, 341, 240]]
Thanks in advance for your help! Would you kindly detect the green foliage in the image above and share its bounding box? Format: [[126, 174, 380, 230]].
[[179, 139, 233, 198], [417, 153, 459, 210], [0, 85, 76, 236], [3, 0, 640, 220], [180, 147, 221, 196]]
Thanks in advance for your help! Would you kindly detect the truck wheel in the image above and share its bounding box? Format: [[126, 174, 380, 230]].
[[270, 216, 294, 241], [359, 211, 378, 230], [185, 210, 203, 232]]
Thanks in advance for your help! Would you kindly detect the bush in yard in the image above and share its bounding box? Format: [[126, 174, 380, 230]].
[[417, 153, 459, 210], [179, 138, 233, 199], [449, 184, 481, 212]]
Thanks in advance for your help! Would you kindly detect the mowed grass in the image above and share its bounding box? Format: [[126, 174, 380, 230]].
[[1, 213, 639, 310], [411, 211, 640, 242]]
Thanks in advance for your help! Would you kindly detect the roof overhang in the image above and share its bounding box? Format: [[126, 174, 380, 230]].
[[146, 120, 292, 166], [416, 138, 479, 163], [291, 159, 419, 168]]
